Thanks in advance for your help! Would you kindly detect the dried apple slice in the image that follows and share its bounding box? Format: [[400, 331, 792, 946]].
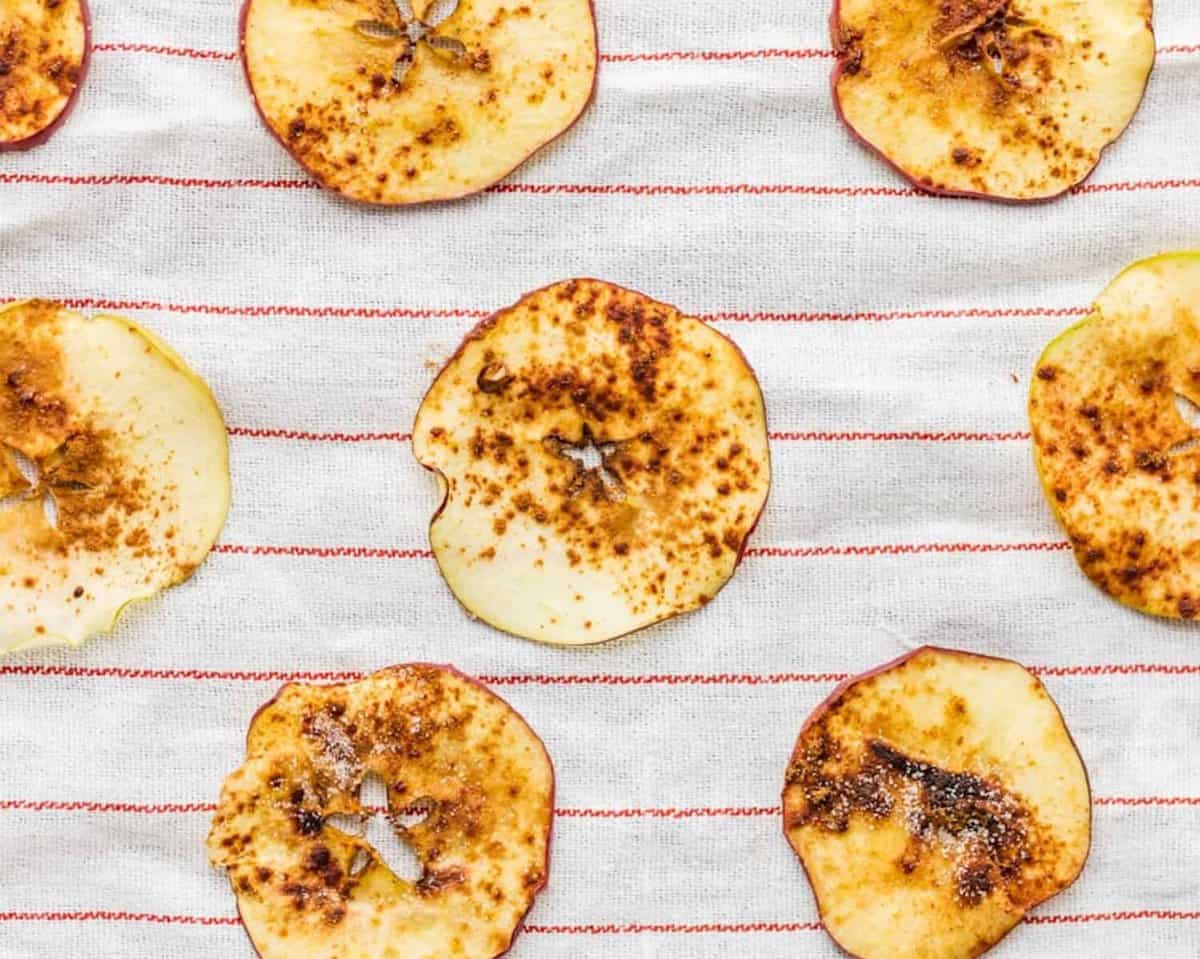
[[208, 664, 555, 959], [1, 0, 90, 151], [239, 0, 597, 205], [1029, 252, 1200, 618], [831, 0, 1155, 200], [783, 646, 1091, 959], [0, 300, 230, 652], [413, 279, 771, 645]]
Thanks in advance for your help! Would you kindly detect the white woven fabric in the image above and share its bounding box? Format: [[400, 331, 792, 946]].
[[2, 0, 1200, 956]]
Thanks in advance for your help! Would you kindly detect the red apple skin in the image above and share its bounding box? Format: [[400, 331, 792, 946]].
[[781, 644, 1094, 959], [0, 0, 92, 153], [229, 662, 556, 959], [827, 4, 1155, 204], [412, 278, 773, 646], [236, 0, 599, 207]]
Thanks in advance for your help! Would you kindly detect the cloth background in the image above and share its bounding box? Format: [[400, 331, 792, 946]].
[[2, 0, 1200, 956]]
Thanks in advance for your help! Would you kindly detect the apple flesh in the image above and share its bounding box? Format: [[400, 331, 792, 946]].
[[1030, 252, 1200, 618], [412, 279, 771, 646], [782, 646, 1091, 959], [240, 0, 597, 205], [208, 664, 555, 959], [831, 0, 1154, 200], [1, 0, 89, 151], [0, 300, 230, 652]]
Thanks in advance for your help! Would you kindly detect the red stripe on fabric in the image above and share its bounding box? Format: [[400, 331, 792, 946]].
[[604, 48, 833, 62], [705, 306, 1088, 322], [0, 173, 319, 189], [489, 183, 921, 197], [2, 911, 1196, 929], [1072, 179, 1200, 195], [1093, 796, 1200, 807], [225, 427, 1028, 444], [746, 542, 1069, 558], [197, 541, 1072, 561], [211, 545, 435, 559], [55, 297, 489, 319], [91, 42, 237, 60], [3, 664, 1197, 684], [89, 43, 835, 63], [524, 922, 824, 934], [211, 541, 1071, 559], [15, 295, 1086, 325], [6, 174, 1200, 197], [3, 799, 1192, 816], [0, 801, 218, 814], [768, 431, 1030, 442], [226, 427, 413, 443], [1023, 911, 1200, 925], [0, 911, 239, 926], [88, 42, 1200, 63]]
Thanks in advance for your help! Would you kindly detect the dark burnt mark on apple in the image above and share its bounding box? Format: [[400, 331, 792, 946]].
[[294, 807, 325, 836], [416, 865, 466, 895], [836, 27, 864, 76], [951, 145, 981, 167], [477, 359, 513, 394], [786, 720, 1037, 908], [934, 0, 1065, 98]]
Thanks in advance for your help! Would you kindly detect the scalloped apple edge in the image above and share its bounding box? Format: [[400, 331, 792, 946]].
[[0, 299, 232, 655], [227, 662, 557, 959], [0, 0, 92, 153], [410, 278, 773, 647], [779, 644, 1094, 959], [1028, 250, 1200, 620], [236, 0, 599, 208], [827, 2, 1157, 204]]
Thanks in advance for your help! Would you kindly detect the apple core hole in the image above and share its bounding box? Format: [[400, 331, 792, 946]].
[[42, 493, 59, 529], [424, 0, 458, 27], [547, 429, 626, 501], [360, 773, 424, 882], [1170, 393, 1200, 455], [326, 813, 364, 836], [357, 0, 463, 85], [0, 448, 56, 527], [9, 448, 38, 486]]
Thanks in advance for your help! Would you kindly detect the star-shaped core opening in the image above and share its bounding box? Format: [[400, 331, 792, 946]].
[[355, 0, 468, 85]]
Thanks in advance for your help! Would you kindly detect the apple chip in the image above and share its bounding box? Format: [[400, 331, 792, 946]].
[[1, 0, 90, 151], [413, 279, 771, 645], [783, 646, 1091, 959], [832, 0, 1154, 200], [1030, 252, 1200, 618], [0, 300, 230, 652], [208, 664, 555, 959], [240, 0, 597, 204]]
